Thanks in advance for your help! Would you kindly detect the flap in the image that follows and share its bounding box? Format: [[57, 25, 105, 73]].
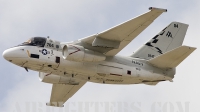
[[92, 37, 120, 48]]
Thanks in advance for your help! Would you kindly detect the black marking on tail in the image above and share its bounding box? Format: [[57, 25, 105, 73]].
[[152, 39, 158, 43], [160, 31, 165, 35], [162, 27, 167, 31], [155, 47, 163, 54], [153, 35, 159, 39], [174, 24, 178, 28], [145, 42, 153, 47], [166, 31, 173, 38]]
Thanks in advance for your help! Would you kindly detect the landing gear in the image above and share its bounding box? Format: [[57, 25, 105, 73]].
[[72, 74, 74, 77], [103, 81, 105, 84], [88, 77, 90, 80]]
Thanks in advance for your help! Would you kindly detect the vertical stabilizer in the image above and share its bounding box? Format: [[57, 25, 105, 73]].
[[131, 22, 188, 60]]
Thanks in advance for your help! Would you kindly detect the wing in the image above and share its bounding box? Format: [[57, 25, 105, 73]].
[[46, 81, 86, 107], [73, 7, 167, 56]]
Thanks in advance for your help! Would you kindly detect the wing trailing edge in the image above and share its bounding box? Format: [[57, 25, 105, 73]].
[[79, 7, 167, 56], [148, 46, 196, 69]]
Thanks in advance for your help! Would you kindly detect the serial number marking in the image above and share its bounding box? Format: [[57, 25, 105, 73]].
[[132, 60, 143, 66], [47, 43, 54, 47], [174, 24, 178, 28], [148, 54, 155, 58]]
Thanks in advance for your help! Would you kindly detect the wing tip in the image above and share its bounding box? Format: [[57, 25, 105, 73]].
[[149, 7, 167, 12], [46, 102, 64, 107], [182, 45, 197, 50]]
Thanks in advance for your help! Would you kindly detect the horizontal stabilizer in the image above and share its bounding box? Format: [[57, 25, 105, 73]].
[[148, 46, 196, 69]]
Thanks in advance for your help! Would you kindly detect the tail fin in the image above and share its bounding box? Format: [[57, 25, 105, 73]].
[[131, 22, 189, 60], [148, 46, 196, 69]]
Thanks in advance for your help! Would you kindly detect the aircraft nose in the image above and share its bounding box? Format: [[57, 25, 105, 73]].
[[2, 47, 27, 60], [2, 49, 10, 60]]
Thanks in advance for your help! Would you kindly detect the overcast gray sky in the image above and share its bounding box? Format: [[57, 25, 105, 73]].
[[0, 0, 200, 112]]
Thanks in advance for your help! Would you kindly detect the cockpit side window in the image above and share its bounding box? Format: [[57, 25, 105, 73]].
[[32, 37, 46, 47], [20, 37, 47, 47]]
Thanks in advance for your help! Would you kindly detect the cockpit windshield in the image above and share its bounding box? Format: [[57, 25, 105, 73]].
[[21, 37, 47, 47]]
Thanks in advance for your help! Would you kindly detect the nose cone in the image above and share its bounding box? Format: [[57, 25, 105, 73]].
[[3, 49, 11, 60], [2, 47, 27, 61]]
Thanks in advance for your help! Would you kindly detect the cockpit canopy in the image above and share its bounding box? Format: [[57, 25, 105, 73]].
[[21, 37, 47, 47]]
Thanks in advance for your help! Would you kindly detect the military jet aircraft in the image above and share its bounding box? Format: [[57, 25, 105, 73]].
[[2, 7, 196, 107]]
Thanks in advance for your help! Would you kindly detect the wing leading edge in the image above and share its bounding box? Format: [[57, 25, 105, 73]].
[[46, 81, 86, 107], [78, 7, 167, 56]]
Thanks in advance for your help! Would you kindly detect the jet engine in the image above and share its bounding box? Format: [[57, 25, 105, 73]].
[[62, 44, 106, 62], [39, 72, 79, 85]]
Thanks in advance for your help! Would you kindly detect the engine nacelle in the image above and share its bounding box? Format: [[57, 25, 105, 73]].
[[39, 72, 79, 85], [62, 44, 106, 62]]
